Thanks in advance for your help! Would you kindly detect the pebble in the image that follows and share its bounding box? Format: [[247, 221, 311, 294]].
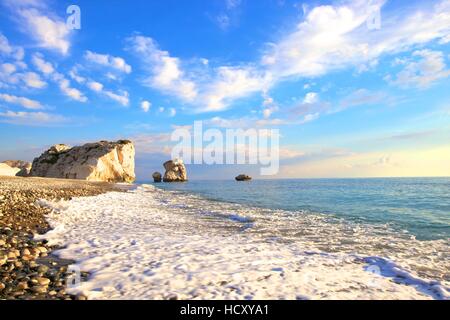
[[0, 177, 115, 300], [31, 286, 47, 294], [38, 265, 49, 274], [17, 282, 28, 290], [36, 277, 51, 286], [36, 246, 48, 254]]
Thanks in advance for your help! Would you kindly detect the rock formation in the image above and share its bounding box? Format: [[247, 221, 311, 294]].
[[235, 174, 252, 181], [152, 172, 162, 183], [0, 163, 20, 176], [30, 140, 135, 183], [2, 160, 32, 177], [163, 159, 187, 182]]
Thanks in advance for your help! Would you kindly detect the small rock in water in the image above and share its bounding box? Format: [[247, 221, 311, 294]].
[[235, 174, 252, 181]]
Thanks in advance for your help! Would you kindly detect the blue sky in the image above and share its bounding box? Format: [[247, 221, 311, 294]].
[[0, 0, 449, 179]]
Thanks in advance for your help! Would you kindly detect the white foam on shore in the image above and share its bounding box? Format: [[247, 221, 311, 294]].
[[36, 185, 449, 300]]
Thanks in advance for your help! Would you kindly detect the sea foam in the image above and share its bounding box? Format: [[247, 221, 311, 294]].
[[36, 185, 449, 300]]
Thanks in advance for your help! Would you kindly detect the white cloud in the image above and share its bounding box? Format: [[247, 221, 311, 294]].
[[0, 32, 24, 60], [31, 53, 55, 74], [303, 92, 318, 104], [84, 78, 129, 106], [57, 77, 87, 102], [169, 108, 176, 117], [20, 72, 47, 89], [0, 93, 43, 109], [0, 63, 49, 90], [69, 68, 87, 84], [262, 108, 274, 119], [87, 81, 104, 92], [16, 8, 71, 55], [440, 34, 450, 44], [262, 0, 450, 79], [202, 66, 272, 112], [216, 14, 231, 31], [386, 50, 450, 88], [337, 89, 386, 111], [129, 1, 450, 114], [226, 0, 241, 10], [84, 51, 132, 74], [29, 53, 87, 102], [104, 89, 129, 107], [0, 110, 67, 126], [127, 36, 197, 101], [0, 63, 17, 76], [261, 94, 278, 119], [141, 100, 151, 112]]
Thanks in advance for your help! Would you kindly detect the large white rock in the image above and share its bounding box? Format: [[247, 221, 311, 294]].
[[0, 163, 20, 177], [2, 160, 32, 177], [163, 159, 187, 182], [30, 140, 135, 183]]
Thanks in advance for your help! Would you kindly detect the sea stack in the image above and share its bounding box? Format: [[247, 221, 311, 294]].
[[163, 159, 187, 182], [235, 174, 252, 181], [30, 140, 136, 183], [152, 172, 162, 183]]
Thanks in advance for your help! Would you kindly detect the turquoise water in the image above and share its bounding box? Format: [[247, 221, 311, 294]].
[[147, 177, 450, 240]]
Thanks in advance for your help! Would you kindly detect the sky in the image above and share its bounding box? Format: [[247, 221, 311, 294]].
[[0, 0, 449, 180]]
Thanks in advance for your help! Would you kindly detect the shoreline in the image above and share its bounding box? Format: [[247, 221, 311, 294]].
[[1, 177, 448, 300], [0, 176, 120, 300], [37, 184, 449, 300]]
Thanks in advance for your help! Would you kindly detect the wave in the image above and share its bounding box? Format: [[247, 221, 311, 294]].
[[36, 184, 449, 300]]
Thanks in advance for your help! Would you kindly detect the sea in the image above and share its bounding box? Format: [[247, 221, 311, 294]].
[[37, 177, 450, 300]]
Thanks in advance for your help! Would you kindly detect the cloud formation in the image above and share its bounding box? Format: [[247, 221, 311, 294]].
[[386, 50, 450, 88], [128, 0, 450, 114], [0, 93, 43, 110], [84, 51, 132, 74]]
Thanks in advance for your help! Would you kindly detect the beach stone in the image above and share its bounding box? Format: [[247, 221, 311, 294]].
[[163, 159, 187, 182], [235, 174, 252, 181], [0, 176, 119, 300], [17, 281, 28, 290], [31, 285, 47, 294], [36, 246, 47, 254], [152, 172, 162, 183], [37, 265, 49, 274], [35, 277, 51, 286], [30, 140, 136, 183], [48, 290, 57, 296]]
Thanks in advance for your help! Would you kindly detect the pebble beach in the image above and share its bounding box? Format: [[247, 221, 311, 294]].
[[0, 176, 118, 300]]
